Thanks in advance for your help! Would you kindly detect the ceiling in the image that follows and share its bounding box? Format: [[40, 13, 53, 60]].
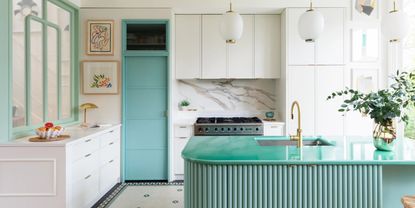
[[80, 0, 350, 14]]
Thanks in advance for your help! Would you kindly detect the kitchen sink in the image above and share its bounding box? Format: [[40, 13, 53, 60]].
[[255, 136, 334, 147]]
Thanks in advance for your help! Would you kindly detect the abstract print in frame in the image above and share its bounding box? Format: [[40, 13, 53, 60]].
[[81, 61, 120, 95], [87, 20, 114, 55]]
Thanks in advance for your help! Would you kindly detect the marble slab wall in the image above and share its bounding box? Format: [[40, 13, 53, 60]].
[[176, 80, 276, 114]]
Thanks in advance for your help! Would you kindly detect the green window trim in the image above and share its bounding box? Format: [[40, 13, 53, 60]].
[[12, 0, 80, 139]]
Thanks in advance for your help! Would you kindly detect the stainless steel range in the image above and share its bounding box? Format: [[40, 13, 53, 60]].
[[194, 117, 264, 136]]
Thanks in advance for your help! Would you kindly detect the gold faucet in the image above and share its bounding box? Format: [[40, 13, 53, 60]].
[[290, 101, 303, 147]]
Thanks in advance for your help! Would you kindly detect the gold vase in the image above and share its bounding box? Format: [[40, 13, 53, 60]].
[[373, 120, 396, 151]]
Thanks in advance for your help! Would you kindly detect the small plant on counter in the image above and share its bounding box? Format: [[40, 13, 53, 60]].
[[327, 71, 415, 151], [179, 100, 190, 111]]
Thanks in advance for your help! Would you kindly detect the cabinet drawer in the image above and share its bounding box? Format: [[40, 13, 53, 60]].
[[100, 141, 120, 166], [99, 158, 120, 194], [71, 170, 100, 208], [174, 125, 192, 138], [100, 128, 120, 148], [72, 151, 100, 182], [263, 124, 284, 136], [69, 137, 100, 163]]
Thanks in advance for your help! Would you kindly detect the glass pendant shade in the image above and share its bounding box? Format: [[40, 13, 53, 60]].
[[298, 9, 325, 42], [381, 10, 409, 42], [220, 3, 243, 44]]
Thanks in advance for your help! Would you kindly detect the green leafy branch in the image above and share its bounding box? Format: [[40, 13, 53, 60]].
[[327, 71, 415, 127]]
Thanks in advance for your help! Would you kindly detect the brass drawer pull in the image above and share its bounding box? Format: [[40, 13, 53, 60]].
[[109, 130, 114, 133], [84, 153, 92, 158], [84, 175, 91, 180], [109, 142, 114, 145], [85, 139, 92, 143], [179, 126, 187, 129], [109, 159, 114, 163]]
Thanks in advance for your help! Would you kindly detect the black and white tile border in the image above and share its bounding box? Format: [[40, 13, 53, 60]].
[[94, 181, 184, 208]]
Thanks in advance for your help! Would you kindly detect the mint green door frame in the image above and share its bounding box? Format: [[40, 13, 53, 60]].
[[0, 0, 12, 142], [121, 19, 170, 181]]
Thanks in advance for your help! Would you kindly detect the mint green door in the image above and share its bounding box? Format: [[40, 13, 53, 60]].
[[124, 56, 168, 180]]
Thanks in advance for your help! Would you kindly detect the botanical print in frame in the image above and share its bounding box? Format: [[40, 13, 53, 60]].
[[81, 61, 119, 94], [87, 20, 114, 55]]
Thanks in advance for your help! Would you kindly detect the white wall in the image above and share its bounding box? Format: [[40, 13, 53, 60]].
[[79, 8, 172, 124]]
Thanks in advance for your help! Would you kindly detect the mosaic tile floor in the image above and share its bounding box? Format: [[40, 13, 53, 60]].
[[95, 182, 184, 208]]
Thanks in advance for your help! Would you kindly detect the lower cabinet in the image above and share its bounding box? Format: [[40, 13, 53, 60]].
[[263, 121, 285, 136], [185, 163, 383, 208], [68, 126, 121, 208], [0, 125, 121, 208], [173, 124, 193, 178]]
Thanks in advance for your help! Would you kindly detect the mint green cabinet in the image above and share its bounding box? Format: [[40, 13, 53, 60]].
[[185, 162, 383, 208]]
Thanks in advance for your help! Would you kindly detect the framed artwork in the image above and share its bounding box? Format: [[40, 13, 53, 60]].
[[351, 28, 379, 62], [352, 68, 378, 93], [352, 0, 379, 21], [81, 61, 120, 94], [86, 20, 114, 55]]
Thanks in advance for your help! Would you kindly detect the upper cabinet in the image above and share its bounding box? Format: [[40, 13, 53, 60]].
[[201, 15, 228, 79], [175, 14, 281, 79], [254, 15, 281, 79], [228, 15, 254, 79], [287, 8, 344, 65], [175, 15, 202, 79], [125, 22, 168, 52]]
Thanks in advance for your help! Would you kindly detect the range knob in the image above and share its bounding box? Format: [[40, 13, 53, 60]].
[[198, 128, 203, 132], [221, 128, 225, 131], [240, 128, 244, 131], [205, 128, 209, 132], [214, 128, 218, 131], [233, 128, 237, 131], [256, 128, 259, 131], [228, 128, 231, 131]]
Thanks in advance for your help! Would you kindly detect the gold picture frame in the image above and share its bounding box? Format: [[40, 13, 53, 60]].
[[86, 20, 114, 56], [81, 60, 120, 95]]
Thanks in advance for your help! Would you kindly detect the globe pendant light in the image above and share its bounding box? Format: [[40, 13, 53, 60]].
[[220, 2, 244, 44], [298, 1, 325, 43], [381, 1, 409, 42]]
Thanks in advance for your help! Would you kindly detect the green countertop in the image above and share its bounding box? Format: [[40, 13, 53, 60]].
[[182, 136, 415, 165]]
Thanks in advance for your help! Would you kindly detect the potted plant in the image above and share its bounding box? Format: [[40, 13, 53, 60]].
[[327, 71, 415, 151], [179, 100, 190, 111]]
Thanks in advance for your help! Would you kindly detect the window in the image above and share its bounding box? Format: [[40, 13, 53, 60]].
[[403, 0, 415, 139], [12, 0, 78, 136]]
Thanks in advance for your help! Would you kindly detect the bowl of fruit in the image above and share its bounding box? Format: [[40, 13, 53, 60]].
[[36, 122, 65, 139]]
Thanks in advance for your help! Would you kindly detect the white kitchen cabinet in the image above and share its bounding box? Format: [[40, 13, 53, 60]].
[[315, 8, 344, 65], [173, 124, 193, 177], [315, 66, 345, 136], [0, 125, 121, 208], [175, 15, 201, 79], [287, 8, 315, 65], [263, 121, 285, 136], [287, 66, 315, 136], [202, 15, 227, 79], [228, 15, 254, 79], [287, 8, 344, 65], [176, 14, 281, 79], [254, 15, 281, 79]]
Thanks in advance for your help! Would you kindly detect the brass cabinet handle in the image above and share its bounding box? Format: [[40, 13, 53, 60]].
[[84, 175, 91, 180], [84, 153, 92, 158], [109, 142, 114, 145], [85, 139, 92, 143], [179, 126, 187, 129], [109, 159, 114, 163], [109, 130, 114, 133]]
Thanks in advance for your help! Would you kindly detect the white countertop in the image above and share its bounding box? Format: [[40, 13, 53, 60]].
[[0, 124, 121, 147]]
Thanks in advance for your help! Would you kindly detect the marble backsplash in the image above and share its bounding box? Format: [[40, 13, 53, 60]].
[[176, 79, 276, 114]]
